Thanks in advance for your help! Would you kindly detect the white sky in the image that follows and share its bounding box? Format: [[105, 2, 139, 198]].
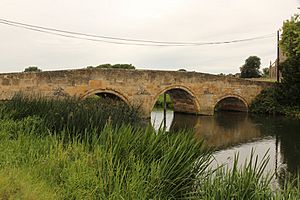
[[0, 0, 299, 74]]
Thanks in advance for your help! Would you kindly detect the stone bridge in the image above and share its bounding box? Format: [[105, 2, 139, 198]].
[[0, 68, 272, 118]]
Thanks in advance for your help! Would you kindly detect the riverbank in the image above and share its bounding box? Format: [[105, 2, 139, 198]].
[[250, 87, 300, 119], [1, 95, 300, 199]]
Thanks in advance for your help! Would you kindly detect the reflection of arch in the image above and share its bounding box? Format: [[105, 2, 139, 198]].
[[80, 89, 130, 105], [152, 85, 200, 114], [214, 94, 248, 112]]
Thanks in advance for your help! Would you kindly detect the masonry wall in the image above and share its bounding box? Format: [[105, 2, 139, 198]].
[[0, 68, 273, 118]]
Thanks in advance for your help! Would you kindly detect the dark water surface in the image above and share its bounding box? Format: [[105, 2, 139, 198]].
[[151, 109, 300, 179]]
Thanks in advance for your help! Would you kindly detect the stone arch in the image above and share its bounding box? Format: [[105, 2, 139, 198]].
[[151, 85, 200, 114], [80, 89, 130, 105], [214, 94, 249, 112]]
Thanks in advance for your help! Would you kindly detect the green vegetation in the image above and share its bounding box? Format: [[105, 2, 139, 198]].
[[0, 96, 211, 199], [240, 56, 262, 78], [88, 64, 135, 70], [262, 67, 270, 78], [199, 152, 274, 199], [0, 95, 300, 199], [154, 93, 173, 109], [250, 14, 300, 117], [280, 14, 300, 58], [0, 94, 141, 134], [24, 66, 42, 72], [0, 117, 210, 199]]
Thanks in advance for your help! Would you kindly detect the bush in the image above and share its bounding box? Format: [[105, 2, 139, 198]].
[[250, 87, 283, 114], [24, 66, 42, 72], [95, 64, 135, 70], [278, 56, 300, 107]]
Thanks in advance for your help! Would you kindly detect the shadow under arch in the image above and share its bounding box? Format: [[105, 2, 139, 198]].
[[214, 94, 249, 112], [152, 85, 200, 115], [80, 89, 130, 105]]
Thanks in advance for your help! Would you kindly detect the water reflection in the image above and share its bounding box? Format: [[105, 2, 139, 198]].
[[151, 110, 300, 179]]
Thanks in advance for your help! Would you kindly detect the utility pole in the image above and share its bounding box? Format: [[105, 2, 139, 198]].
[[277, 30, 280, 82]]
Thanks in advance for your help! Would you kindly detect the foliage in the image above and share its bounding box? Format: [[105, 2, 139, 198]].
[[276, 174, 300, 200], [0, 96, 300, 198], [250, 14, 300, 116], [0, 116, 211, 199], [24, 66, 42, 72], [250, 87, 283, 114], [262, 67, 270, 78], [0, 94, 141, 135], [280, 14, 300, 58], [250, 86, 300, 117], [198, 151, 274, 199], [154, 94, 173, 109], [240, 56, 262, 78], [90, 63, 136, 69], [278, 56, 300, 107]]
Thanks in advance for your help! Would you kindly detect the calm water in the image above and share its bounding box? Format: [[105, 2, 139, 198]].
[[151, 109, 300, 179]]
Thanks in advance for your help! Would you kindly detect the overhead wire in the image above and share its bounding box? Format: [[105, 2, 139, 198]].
[[0, 18, 276, 47], [0, 21, 180, 47]]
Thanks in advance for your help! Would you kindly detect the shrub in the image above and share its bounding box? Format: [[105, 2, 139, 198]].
[[250, 87, 283, 114], [24, 66, 42, 72]]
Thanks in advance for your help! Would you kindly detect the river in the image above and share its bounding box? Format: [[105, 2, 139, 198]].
[[151, 109, 300, 181]]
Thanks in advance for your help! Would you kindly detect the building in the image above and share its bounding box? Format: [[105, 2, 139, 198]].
[[269, 48, 286, 80]]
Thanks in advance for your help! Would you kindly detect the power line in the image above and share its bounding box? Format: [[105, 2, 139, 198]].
[[0, 21, 177, 47], [0, 18, 275, 47]]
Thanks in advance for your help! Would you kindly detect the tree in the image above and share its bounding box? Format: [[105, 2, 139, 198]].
[[279, 56, 300, 106], [278, 14, 300, 107], [280, 14, 300, 58], [250, 14, 300, 114], [24, 66, 42, 72], [262, 68, 269, 77], [96, 64, 135, 69], [240, 56, 261, 78]]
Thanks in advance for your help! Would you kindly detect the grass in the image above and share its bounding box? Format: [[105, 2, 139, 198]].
[[0, 168, 57, 200], [0, 117, 211, 199], [0, 94, 300, 199], [246, 77, 277, 82], [198, 151, 275, 199]]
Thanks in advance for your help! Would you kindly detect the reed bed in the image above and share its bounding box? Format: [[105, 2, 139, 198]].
[[0, 95, 299, 199], [0, 117, 211, 199], [0, 94, 142, 134]]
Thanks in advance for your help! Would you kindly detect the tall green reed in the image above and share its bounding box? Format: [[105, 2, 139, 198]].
[[0, 116, 211, 199], [0, 93, 142, 135], [1, 94, 300, 199], [197, 150, 276, 200]]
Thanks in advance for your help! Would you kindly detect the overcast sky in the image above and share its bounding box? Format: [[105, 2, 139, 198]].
[[0, 0, 299, 74]]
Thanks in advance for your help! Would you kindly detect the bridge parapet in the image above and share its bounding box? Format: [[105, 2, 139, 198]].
[[0, 68, 273, 118]]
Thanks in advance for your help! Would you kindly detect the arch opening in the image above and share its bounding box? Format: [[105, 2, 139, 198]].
[[95, 92, 124, 101], [83, 91, 129, 107], [214, 97, 248, 113], [151, 87, 199, 131], [153, 88, 199, 115]]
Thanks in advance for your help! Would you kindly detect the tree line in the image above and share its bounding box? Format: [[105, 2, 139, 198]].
[[23, 64, 135, 72]]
